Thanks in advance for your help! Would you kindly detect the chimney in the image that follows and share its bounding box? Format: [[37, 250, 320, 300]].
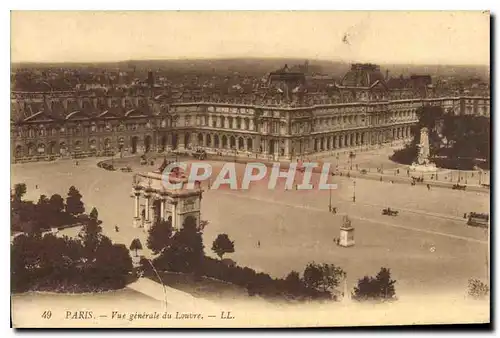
[[385, 69, 390, 81]]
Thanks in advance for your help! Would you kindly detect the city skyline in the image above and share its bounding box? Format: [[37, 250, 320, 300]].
[[11, 11, 490, 66]]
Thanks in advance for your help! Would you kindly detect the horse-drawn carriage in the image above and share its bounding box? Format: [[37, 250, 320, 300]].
[[467, 212, 489, 228], [192, 149, 207, 160], [382, 208, 399, 216]]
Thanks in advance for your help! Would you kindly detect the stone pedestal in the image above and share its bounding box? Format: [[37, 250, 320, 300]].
[[339, 226, 355, 247], [339, 216, 355, 247], [144, 220, 152, 232], [133, 217, 142, 228]]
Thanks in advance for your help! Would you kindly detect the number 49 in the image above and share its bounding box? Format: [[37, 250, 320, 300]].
[[41, 310, 52, 319]]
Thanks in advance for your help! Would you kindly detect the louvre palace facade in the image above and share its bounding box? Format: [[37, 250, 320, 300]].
[[11, 63, 490, 163]]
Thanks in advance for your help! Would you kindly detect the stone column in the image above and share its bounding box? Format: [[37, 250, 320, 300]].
[[133, 190, 141, 228], [171, 201, 178, 230], [160, 198, 165, 220], [144, 193, 151, 230]]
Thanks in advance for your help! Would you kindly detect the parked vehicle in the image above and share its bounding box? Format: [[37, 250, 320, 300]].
[[382, 208, 399, 216], [467, 212, 489, 228], [192, 149, 207, 160]]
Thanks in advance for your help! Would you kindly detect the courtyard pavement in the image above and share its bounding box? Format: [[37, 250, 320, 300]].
[[11, 151, 490, 298]]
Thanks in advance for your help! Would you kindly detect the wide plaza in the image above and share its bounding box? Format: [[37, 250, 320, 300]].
[[11, 147, 490, 299]]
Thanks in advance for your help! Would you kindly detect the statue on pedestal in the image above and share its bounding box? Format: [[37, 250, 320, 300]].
[[411, 127, 438, 172], [339, 216, 355, 247]]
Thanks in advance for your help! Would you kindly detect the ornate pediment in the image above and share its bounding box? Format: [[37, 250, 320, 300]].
[[23, 111, 55, 123], [65, 110, 90, 120]]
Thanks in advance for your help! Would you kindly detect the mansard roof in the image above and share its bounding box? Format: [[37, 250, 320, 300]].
[[340, 63, 387, 89]]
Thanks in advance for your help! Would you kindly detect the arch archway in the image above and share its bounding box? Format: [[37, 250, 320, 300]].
[[247, 138, 253, 152], [144, 135, 152, 153], [59, 142, 67, 156], [161, 135, 167, 151], [184, 133, 190, 149], [171, 133, 178, 150], [74, 140, 82, 153], [230, 136, 236, 149], [15, 145, 23, 158], [118, 137, 125, 153], [89, 139, 97, 154], [222, 135, 228, 148], [198, 133, 204, 146], [238, 137, 244, 150], [214, 135, 220, 148], [269, 139, 275, 154], [206, 134, 212, 147], [27, 143, 35, 156], [183, 215, 198, 229], [37, 143, 45, 155], [131, 136, 139, 154], [103, 138, 111, 150]]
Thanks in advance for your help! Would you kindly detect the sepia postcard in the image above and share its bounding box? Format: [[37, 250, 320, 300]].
[[10, 10, 490, 328]]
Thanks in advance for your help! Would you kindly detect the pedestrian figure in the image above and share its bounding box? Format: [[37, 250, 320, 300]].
[[35, 184, 38, 189], [257, 241, 261, 248], [397, 169, 400, 175], [427, 184, 431, 191], [115, 225, 119, 232], [380, 177, 382, 182], [463, 213, 468, 219]]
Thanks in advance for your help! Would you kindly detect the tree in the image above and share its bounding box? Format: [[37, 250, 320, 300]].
[[89, 207, 99, 221], [146, 219, 173, 254], [467, 279, 489, 300], [303, 262, 345, 294], [78, 218, 104, 261], [35, 195, 51, 230], [65, 186, 85, 216], [129, 238, 143, 257], [48, 194, 65, 213], [13, 183, 27, 202], [352, 267, 397, 302], [284, 270, 305, 296], [155, 217, 204, 273], [211, 233, 235, 259]]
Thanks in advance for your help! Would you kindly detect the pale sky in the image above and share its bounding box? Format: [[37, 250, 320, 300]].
[[11, 11, 490, 65]]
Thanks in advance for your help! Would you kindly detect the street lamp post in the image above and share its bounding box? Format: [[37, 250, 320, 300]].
[[352, 180, 356, 203]]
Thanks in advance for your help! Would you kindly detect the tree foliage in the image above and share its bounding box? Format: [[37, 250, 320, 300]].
[[89, 207, 99, 221], [146, 219, 174, 254], [12, 183, 27, 202], [11, 230, 132, 293], [467, 279, 489, 300], [303, 262, 345, 294], [391, 105, 490, 169], [211, 233, 235, 259], [65, 186, 85, 216], [352, 267, 397, 302], [155, 217, 205, 273], [129, 238, 143, 257]]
